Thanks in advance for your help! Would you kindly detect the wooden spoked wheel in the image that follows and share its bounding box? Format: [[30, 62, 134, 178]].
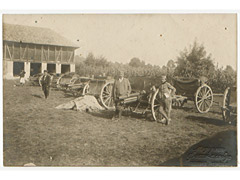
[[222, 87, 231, 122], [151, 89, 164, 121], [82, 83, 89, 96], [38, 75, 43, 86], [56, 76, 63, 89], [195, 84, 213, 113], [100, 82, 115, 109]]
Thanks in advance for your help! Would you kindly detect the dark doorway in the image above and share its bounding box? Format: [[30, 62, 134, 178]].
[[47, 63, 56, 73], [30, 63, 42, 76], [61, 64, 70, 74], [13, 62, 24, 76]]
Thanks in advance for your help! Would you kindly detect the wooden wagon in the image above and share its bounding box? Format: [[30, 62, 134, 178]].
[[172, 77, 214, 113], [58, 75, 116, 109], [151, 77, 214, 121]]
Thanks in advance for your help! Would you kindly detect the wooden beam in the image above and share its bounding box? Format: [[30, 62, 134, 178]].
[[43, 48, 48, 61], [6, 44, 12, 60], [68, 51, 73, 62], [20, 43, 21, 60], [22, 45, 27, 60], [26, 44, 29, 61], [55, 46, 56, 61], [56, 49, 61, 61], [72, 50, 75, 63], [34, 45, 36, 61], [12, 43, 14, 60], [4, 42, 6, 59], [41, 45, 43, 62], [61, 47, 63, 62], [48, 46, 49, 61]]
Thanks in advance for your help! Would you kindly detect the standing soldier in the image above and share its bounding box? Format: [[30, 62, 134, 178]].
[[112, 71, 131, 120], [19, 70, 26, 86], [157, 75, 176, 125], [40, 70, 52, 99]]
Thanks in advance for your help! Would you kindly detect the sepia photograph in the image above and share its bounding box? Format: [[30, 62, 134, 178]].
[[2, 14, 237, 167]]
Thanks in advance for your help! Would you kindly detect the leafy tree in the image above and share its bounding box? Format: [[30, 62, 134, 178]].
[[174, 41, 215, 78], [84, 52, 95, 66], [129, 57, 145, 68]]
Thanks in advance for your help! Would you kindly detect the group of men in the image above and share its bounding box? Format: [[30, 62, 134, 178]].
[[19, 69, 175, 124], [112, 71, 176, 125]]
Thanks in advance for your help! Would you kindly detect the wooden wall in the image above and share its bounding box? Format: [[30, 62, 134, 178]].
[[3, 41, 75, 64]]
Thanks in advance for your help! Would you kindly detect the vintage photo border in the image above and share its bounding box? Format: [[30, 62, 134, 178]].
[[0, 4, 240, 180]]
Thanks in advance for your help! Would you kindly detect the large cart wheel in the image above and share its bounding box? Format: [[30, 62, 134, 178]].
[[195, 84, 213, 113], [82, 83, 89, 96], [151, 89, 164, 121], [100, 82, 114, 109], [56, 76, 63, 89], [38, 75, 43, 86], [222, 87, 231, 122]]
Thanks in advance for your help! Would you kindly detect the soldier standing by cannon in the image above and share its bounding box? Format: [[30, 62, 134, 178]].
[[157, 75, 176, 125], [112, 71, 132, 120]]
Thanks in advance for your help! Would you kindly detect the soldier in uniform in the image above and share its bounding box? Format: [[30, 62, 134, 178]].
[[157, 75, 176, 125], [112, 71, 131, 119], [40, 70, 52, 99]]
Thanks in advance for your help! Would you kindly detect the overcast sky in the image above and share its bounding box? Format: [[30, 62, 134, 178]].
[[3, 14, 237, 69]]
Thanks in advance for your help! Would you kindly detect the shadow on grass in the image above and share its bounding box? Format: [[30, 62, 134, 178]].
[[173, 106, 196, 112], [89, 110, 154, 122], [88, 110, 114, 119], [32, 94, 42, 99], [160, 130, 237, 167], [186, 115, 227, 126]]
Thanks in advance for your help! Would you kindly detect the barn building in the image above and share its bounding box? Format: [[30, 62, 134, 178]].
[[3, 23, 79, 79]]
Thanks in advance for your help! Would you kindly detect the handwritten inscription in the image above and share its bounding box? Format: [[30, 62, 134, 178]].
[[186, 146, 232, 165]]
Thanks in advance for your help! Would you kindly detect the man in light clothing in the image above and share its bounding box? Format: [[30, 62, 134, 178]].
[[112, 71, 131, 119], [19, 70, 26, 86], [157, 75, 176, 125]]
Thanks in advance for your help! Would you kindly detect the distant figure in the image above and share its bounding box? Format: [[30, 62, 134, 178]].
[[40, 70, 52, 99], [112, 71, 131, 120], [19, 70, 26, 86], [157, 75, 176, 125]]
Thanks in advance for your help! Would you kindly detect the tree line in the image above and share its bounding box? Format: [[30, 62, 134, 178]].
[[75, 41, 236, 93]]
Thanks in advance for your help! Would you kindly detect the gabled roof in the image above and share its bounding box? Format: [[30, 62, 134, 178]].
[[3, 23, 79, 48]]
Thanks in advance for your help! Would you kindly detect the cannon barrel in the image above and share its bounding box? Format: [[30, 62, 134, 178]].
[[118, 93, 140, 100]]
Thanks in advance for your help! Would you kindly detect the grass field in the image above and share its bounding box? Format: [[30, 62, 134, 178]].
[[3, 80, 237, 166]]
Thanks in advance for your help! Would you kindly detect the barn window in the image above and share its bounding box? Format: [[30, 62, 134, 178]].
[[61, 64, 70, 73], [47, 63, 56, 73], [30, 62, 41, 76], [13, 61, 24, 76]]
